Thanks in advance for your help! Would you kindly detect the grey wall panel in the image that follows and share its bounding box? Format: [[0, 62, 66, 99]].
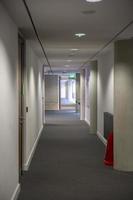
[[104, 112, 113, 139], [45, 75, 59, 110], [76, 73, 80, 112], [114, 39, 133, 171], [90, 61, 97, 134]]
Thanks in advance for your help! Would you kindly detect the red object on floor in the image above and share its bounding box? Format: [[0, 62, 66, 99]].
[[104, 132, 113, 166]]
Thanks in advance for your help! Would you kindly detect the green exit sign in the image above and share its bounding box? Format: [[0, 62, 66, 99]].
[[69, 73, 76, 79]]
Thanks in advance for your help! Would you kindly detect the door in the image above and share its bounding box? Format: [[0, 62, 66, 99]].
[[18, 34, 25, 180]]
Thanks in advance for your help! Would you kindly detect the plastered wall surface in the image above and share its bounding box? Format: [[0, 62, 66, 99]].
[[80, 69, 85, 120], [85, 68, 90, 124], [97, 46, 114, 136], [0, 5, 44, 199], [114, 39, 133, 171], [0, 3, 19, 199], [24, 41, 43, 168]]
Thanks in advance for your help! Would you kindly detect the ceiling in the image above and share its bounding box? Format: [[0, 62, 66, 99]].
[[2, 0, 133, 73]]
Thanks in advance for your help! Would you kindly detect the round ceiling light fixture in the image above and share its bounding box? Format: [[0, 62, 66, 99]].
[[75, 33, 86, 38], [86, 0, 102, 2]]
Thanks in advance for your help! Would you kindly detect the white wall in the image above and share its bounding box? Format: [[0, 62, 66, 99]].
[[85, 67, 90, 125], [24, 41, 43, 170], [0, 4, 44, 199], [61, 80, 66, 98], [0, 3, 19, 200], [80, 69, 85, 120], [42, 73, 45, 123], [97, 45, 114, 137]]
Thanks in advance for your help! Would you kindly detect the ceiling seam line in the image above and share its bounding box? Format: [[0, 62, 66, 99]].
[[22, 0, 53, 73], [80, 19, 133, 69]]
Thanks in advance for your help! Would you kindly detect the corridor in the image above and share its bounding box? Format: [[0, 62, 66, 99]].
[[1, 1, 133, 199], [18, 111, 133, 200]]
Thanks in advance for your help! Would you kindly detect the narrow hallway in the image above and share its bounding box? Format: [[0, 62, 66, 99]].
[[18, 111, 133, 200]]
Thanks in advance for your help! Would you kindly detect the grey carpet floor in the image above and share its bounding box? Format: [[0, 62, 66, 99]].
[[18, 110, 133, 200]]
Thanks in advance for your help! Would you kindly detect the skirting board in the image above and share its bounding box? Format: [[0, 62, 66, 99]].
[[97, 131, 107, 146], [11, 184, 20, 200], [23, 125, 43, 171]]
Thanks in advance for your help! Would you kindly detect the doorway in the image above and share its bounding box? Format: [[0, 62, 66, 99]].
[[18, 34, 25, 180], [59, 74, 76, 111]]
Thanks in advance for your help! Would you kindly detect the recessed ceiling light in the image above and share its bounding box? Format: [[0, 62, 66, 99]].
[[86, 0, 102, 2], [75, 33, 86, 38], [71, 49, 79, 51]]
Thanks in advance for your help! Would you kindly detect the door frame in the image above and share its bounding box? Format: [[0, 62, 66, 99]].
[[18, 33, 25, 181]]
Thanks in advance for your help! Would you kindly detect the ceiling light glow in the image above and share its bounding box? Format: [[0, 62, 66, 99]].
[[75, 33, 86, 38], [71, 49, 79, 51], [86, 0, 102, 2]]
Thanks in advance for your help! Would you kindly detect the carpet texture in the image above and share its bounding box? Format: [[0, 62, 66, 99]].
[[18, 110, 133, 200]]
